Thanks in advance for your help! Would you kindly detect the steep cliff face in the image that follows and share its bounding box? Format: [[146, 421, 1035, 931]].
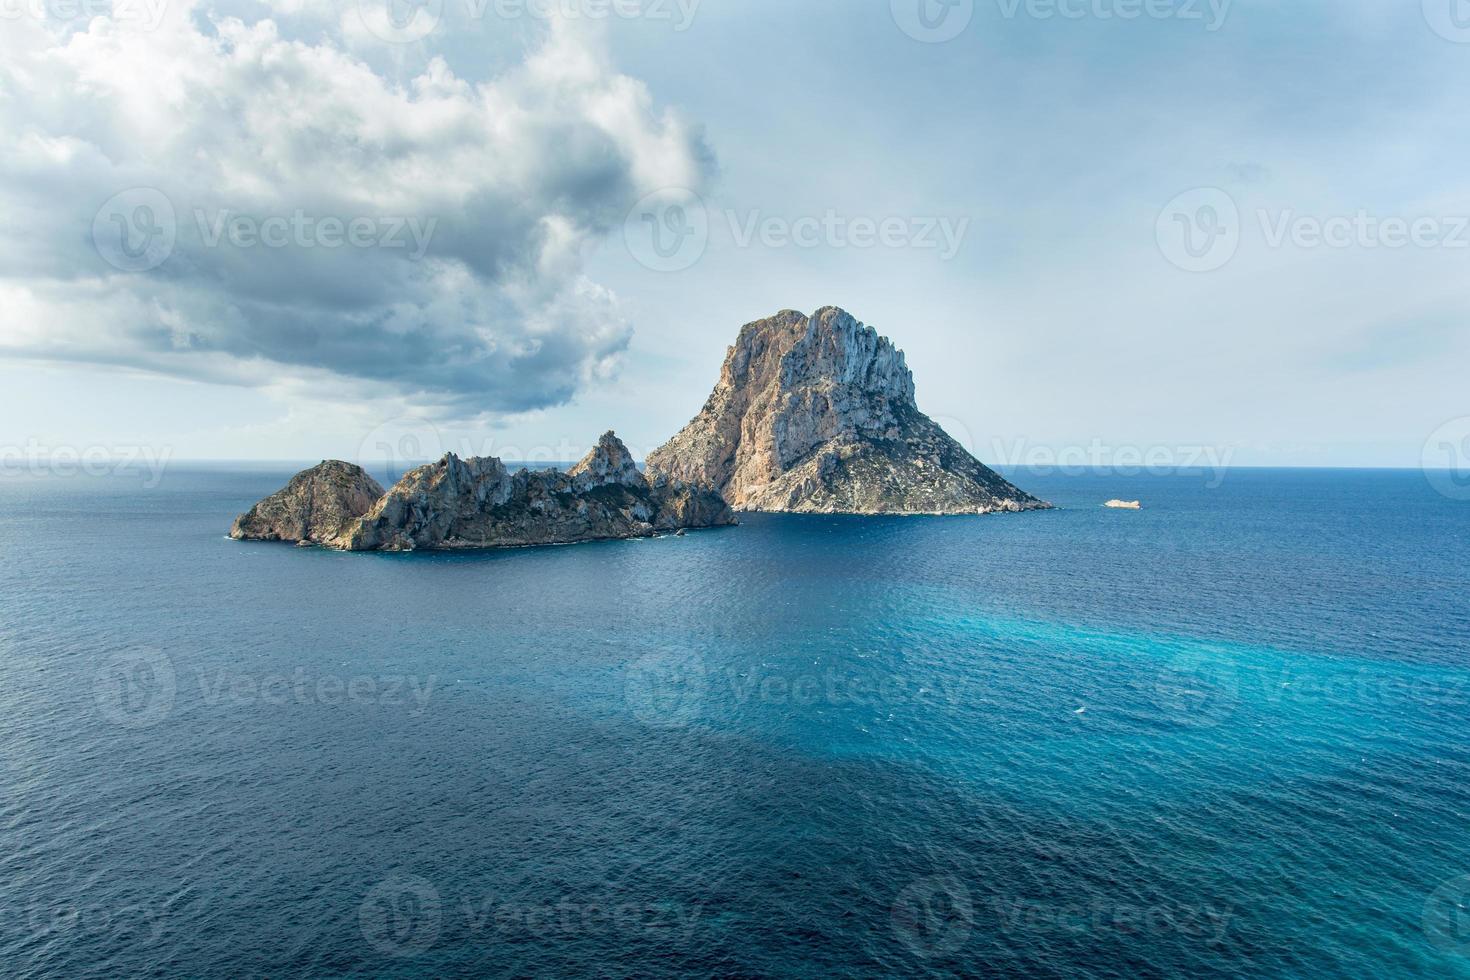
[[232, 433, 736, 552], [646, 307, 1049, 515], [229, 460, 384, 544]]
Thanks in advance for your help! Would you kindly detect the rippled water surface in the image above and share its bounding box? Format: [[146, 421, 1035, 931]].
[[1, 466, 1468, 977]]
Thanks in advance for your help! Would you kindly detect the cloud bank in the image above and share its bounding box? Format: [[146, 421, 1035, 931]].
[[0, 3, 711, 416]]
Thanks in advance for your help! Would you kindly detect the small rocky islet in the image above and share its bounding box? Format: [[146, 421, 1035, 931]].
[[230, 307, 1052, 552]]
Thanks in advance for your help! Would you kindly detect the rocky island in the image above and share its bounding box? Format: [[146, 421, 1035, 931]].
[[647, 307, 1050, 515], [231, 432, 735, 552], [230, 460, 386, 546], [233, 307, 1049, 550]]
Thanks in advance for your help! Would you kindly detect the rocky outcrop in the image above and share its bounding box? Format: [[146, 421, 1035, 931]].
[[646, 307, 1049, 515], [229, 460, 384, 544], [232, 433, 736, 552], [648, 473, 742, 532]]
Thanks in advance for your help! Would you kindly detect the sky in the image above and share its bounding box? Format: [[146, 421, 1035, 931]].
[[1, 0, 1467, 470]]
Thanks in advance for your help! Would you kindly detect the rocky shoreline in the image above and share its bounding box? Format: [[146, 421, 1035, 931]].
[[231, 432, 736, 552]]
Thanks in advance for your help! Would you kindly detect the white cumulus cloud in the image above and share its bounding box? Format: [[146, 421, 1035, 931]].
[[0, 2, 711, 416]]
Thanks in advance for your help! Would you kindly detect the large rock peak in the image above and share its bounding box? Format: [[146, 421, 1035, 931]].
[[647, 307, 1049, 515], [718, 307, 915, 413], [781, 306, 916, 405]]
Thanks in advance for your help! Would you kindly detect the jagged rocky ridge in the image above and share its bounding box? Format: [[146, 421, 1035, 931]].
[[646, 307, 1050, 515], [231, 432, 736, 552]]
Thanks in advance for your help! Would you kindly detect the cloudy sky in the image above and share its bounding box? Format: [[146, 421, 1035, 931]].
[[2, 0, 1466, 469]]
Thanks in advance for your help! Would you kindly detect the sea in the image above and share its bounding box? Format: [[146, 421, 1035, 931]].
[[1, 464, 1468, 978]]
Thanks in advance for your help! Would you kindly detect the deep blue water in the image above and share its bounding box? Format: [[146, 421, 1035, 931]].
[[1, 465, 1468, 977]]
